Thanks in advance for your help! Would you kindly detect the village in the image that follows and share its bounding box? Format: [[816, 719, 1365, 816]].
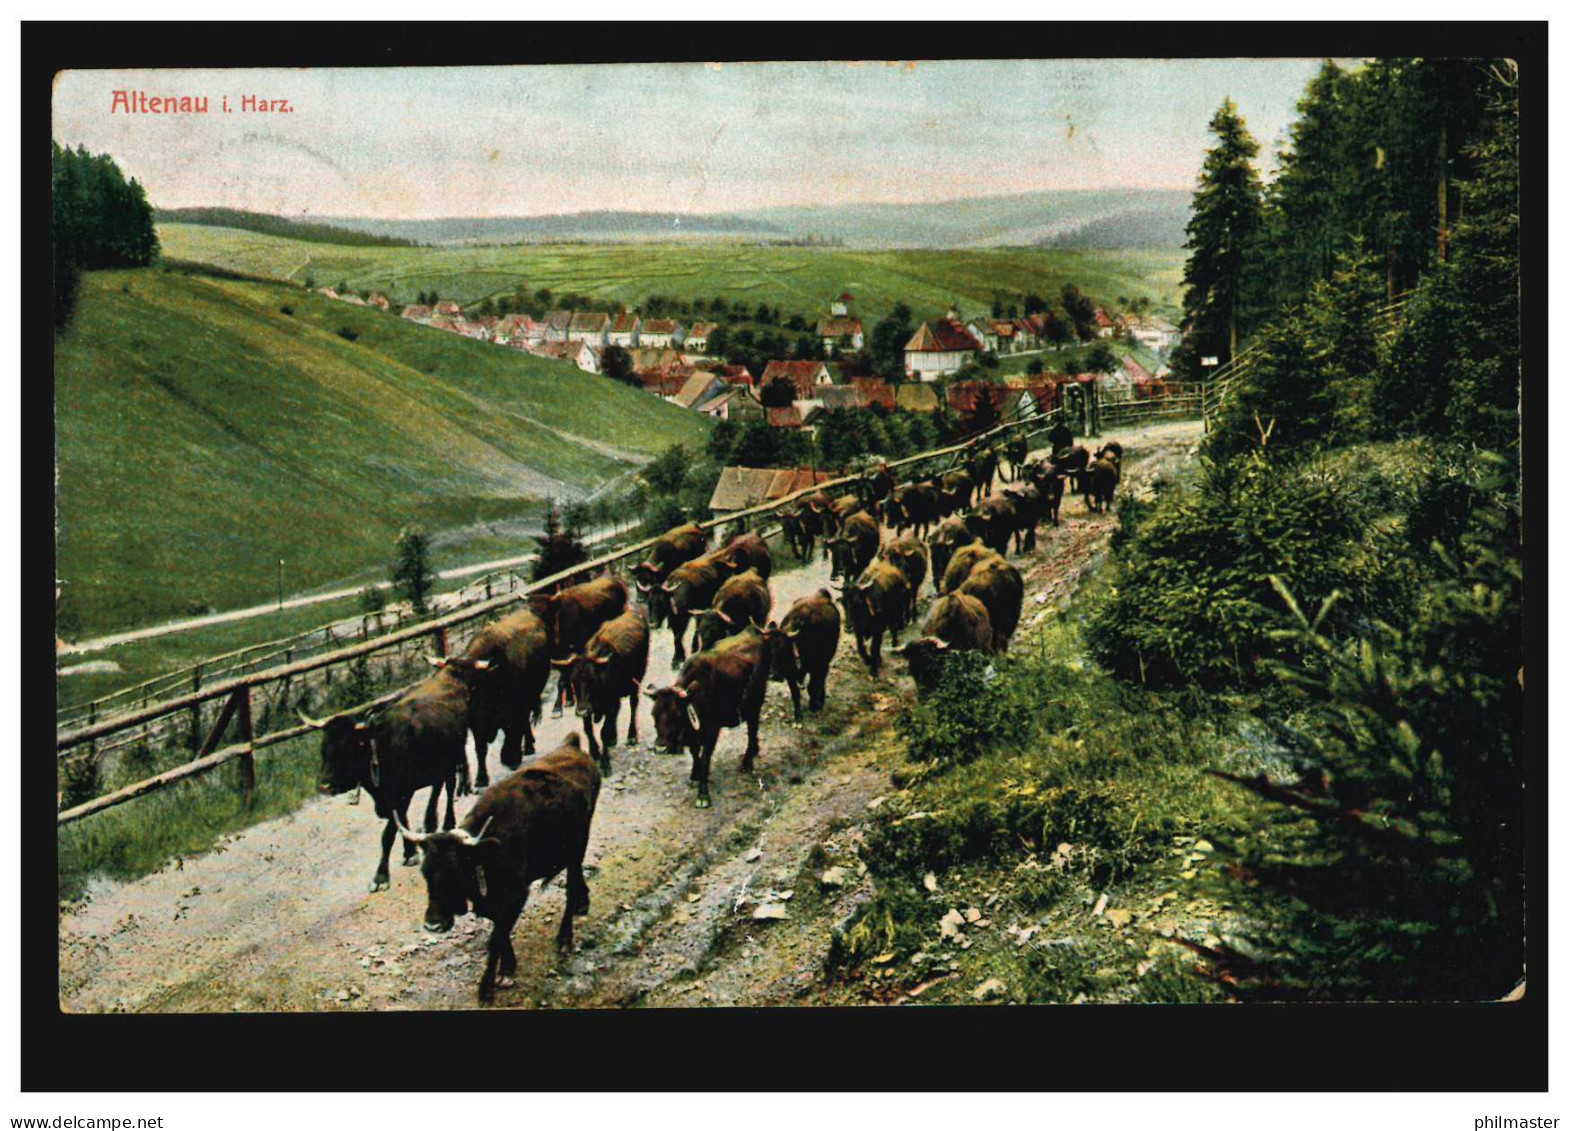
[[316, 281, 1183, 512]]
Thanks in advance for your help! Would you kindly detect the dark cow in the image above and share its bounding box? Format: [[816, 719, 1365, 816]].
[[1085, 452, 1121, 514], [1095, 440, 1124, 464], [926, 515, 973, 590], [454, 609, 551, 791], [531, 573, 629, 716], [1003, 482, 1048, 552], [1003, 432, 1030, 479], [825, 510, 881, 581], [801, 489, 839, 534], [780, 504, 820, 563], [857, 461, 897, 518], [967, 445, 1001, 495], [839, 558, 910, 677], [397, 733, 600, 1003], [940, 540, 995, 595], [1046, 420, 1075, 457], [892, 591, 995, 693], [661, 553, 729, 664], [957, 554, 1024, 651], [877, 535, 928, 621], [1021, 462, 1066, 529], [647, 625, 773, 808], [765, 589, 842, 726], [828, 492, 865, 534], [964, 493, 1020, 556], [715, 530, 774, 580], [693, 568, 772, 653], [937, 468, 977, 517], [632, 522, 708, 627], [1050, 445, 1092, 493], [554, 607, 650, 772], [302, 657, 479, 893], [885, 481, 940, 541]]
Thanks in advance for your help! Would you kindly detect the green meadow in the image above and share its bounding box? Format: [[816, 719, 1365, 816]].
[[158, 224, 1185, 324], [54, 268, 709, 638]]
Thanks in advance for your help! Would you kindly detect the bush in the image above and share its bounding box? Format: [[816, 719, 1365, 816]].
[[1084, 450, 1363, 691], [279, 305, 294, 316], [895, 651, 1035, 767], [336, 326, 359, 342]]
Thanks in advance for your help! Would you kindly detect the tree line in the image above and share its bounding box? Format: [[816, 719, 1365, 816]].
[[53, 143, 160, 332]]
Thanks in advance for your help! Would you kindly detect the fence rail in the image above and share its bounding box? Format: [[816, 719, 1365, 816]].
[[57, 410, 1093, 827]]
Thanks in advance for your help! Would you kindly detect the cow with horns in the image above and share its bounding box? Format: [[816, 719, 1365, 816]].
[[766, 589, 842, 727], [825, 510, 881, 583], [453, 609, 551, 792], [397, 732, 601, 1003], [892, 590, 996, 693], [552, 607, 650, 772], [301, 654, 480, 893], [530, 573, 629, 717], [692, 568, 772, 654], [631, 522, 708, 628], [647, 624, 774, 808], [838, 558, 910, 678]]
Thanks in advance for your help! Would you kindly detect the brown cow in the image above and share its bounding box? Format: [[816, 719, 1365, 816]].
[[398, 733, 601, 1003], [857, 462, 896, 518], [964, 494, 1020, 555], [1085, 452, 1121, 514], [1003, 482, 1048, 552], [938, 468, 977, 517], [693, 568, 772, 653], [454, 609, 551, 791], [532, 573, 629, 717], [1050, 445, 1092, 493], [893, 591, 995, 692], [714, 530, 774, 580], [839, 558, 910, 677], [940, 540, 995, 594], [631, 522, 708, 627], [966, 445, 1001, 495], [554, 607, 650, 772], [886, 481, 940, 540], [661, 553, 729, 664], [647, 625, 773, 808], [825, 510, 881, 581], [877, 535, 928, 621], [1021, 462, 1066, 529], [927, 515, 973, 590], [958, 555, 1024, 651], [766, 589, 842, 726], [303, 658, 478, 893]]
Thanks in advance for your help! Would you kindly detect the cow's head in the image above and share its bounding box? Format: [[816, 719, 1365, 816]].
[[636, 569, 672, 627], [691, 604, 740, 654], [425, 654, 494, 687], [646, 682, 701, 754], [300, 710, 374, 798], [396, 813, 499, 933], [661, 568, 702, 620], [764, 617, 805, 679], [554, 649, 613, 719], [891, 636, 951, 692]]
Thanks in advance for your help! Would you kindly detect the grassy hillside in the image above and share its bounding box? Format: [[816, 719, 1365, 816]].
[[55, 269, 708, 637], [158, 224, 1185, 324]]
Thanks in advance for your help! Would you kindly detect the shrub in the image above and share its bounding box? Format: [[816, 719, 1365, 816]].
[[336, 326, 359, 342], [895, 651, 1034, 767], [279, 305, 294, 316]]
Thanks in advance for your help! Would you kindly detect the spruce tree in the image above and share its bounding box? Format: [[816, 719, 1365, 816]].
[[1178, 98, 1265, 375]]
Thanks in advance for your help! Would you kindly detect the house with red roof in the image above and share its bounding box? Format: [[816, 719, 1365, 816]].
[[946, 380, 1012, 423], [1093, 309, 1116, 338], [766, 406, 806, 430], [684, 322, 719, 353], [531, 339, 598, 373], [568, 312, 612, 346], [401, 304, 432, 323], [760, 360, 834, 401], [608, 312, 641, 348], [639, 318, 684, 349], [851, 377, 897, 411], [830, 291, 856, 316], [903, 318, 982, 382], [368, 293, 391, 310], [709, 466, 836, 517], [434, 300, 462, 317]]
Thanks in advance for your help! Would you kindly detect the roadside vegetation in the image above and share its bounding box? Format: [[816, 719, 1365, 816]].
[[831, 59, 1521, 1004]]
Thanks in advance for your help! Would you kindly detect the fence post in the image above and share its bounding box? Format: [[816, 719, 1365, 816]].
[[433, 626, 449, 658], [188, 665, 203, 750], [236, 686, 255, 806]]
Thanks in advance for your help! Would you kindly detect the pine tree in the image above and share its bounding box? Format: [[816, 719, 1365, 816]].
[[390, 526, 434, 615], [1178, 99, 1265, 375]]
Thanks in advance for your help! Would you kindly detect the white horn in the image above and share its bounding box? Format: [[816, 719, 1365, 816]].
[[392, 810, 432, 845], [451, 816, 494, 847]]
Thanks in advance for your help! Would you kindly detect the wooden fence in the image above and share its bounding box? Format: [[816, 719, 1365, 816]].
[[57, 410, 1093, 828]]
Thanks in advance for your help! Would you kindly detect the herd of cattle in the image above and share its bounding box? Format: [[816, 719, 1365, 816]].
[[296, 433, 1125, 1002]]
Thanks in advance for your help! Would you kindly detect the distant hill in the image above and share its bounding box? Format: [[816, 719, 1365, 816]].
[[305, 189, 1194, 250], [155, 207, 423, 247], [314, 211, 784, 246], [1038, 196, 1193, 251], [54, 268, 708, 635]]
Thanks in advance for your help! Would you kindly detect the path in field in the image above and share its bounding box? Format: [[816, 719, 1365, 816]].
[[58, 421, 1202, 1013], [58, 521, 641, 659]]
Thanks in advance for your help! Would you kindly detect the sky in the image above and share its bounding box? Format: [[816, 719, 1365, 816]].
[[52, 59, 1341, 220]]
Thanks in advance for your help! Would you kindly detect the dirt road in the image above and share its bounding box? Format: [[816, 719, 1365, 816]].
[[58, 421, 1202, 1013]]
